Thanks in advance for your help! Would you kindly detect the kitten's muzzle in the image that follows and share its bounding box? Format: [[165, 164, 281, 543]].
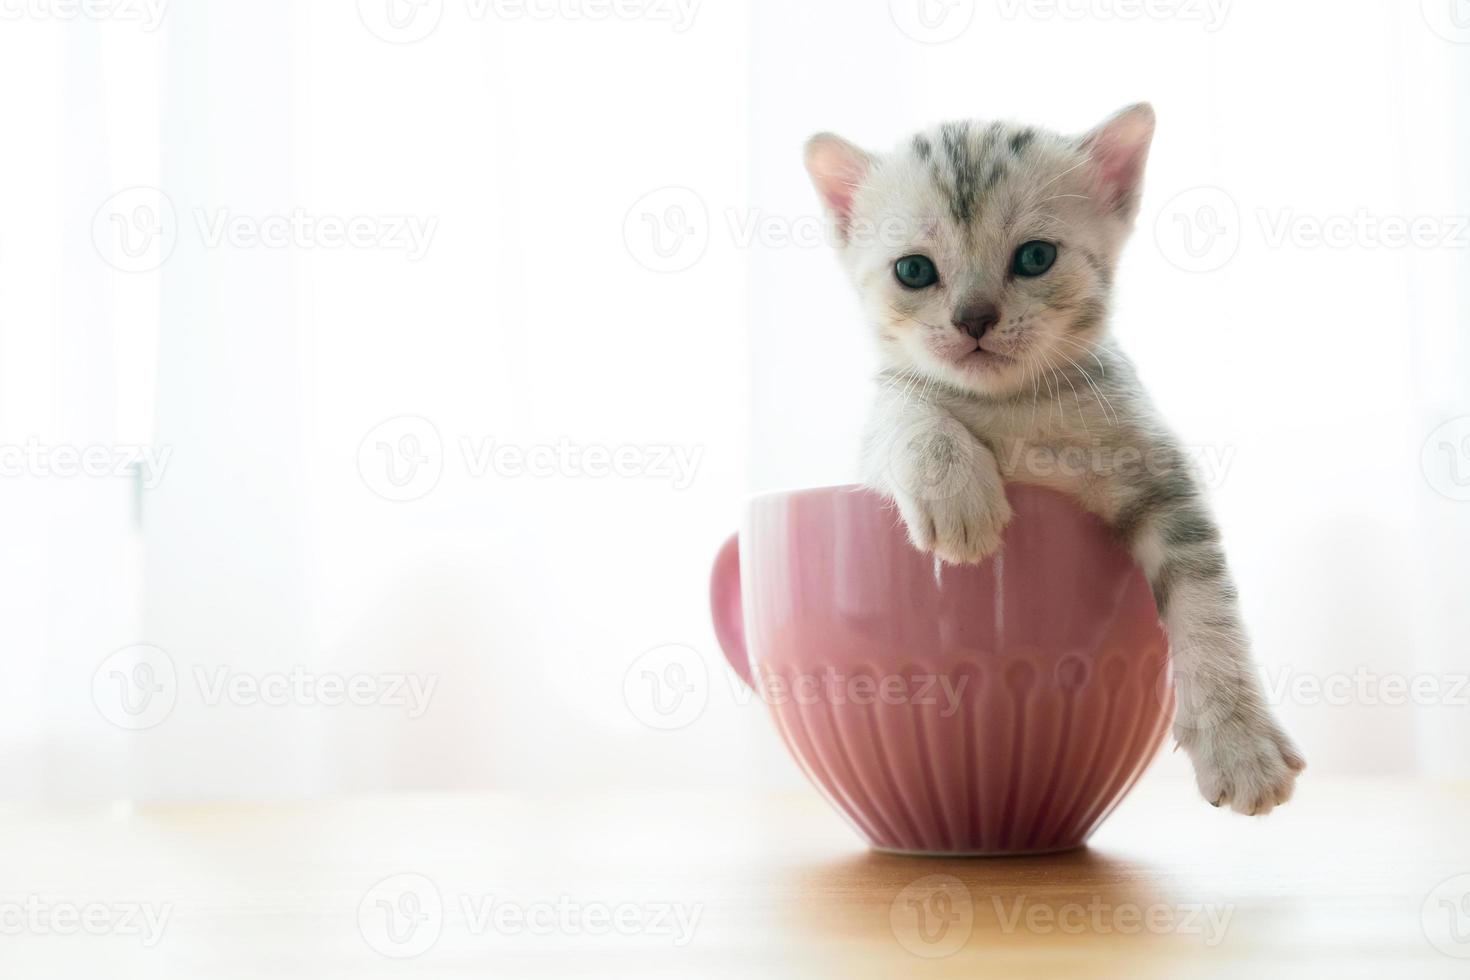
[[953, 301, 1000, 342]]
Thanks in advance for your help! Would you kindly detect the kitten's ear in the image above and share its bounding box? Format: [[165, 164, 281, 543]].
[[804, 133, 872, 241], [1080, 103, 1155, 220]]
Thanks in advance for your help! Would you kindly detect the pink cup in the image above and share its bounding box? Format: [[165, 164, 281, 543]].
[[710, 484, 1174, 856]]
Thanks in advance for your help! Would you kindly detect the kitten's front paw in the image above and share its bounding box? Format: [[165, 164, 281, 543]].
[[893, 488, 1012, 565], [1178, 714, 1306, 816]]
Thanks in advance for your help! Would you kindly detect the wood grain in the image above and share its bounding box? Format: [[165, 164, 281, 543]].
[[0, 776, 1466, 977]]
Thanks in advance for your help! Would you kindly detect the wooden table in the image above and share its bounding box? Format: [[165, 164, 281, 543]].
[[3, 776, 1467, 977]]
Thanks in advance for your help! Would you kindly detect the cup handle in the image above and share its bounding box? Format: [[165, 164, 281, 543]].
[[709, 533, 753, 691]]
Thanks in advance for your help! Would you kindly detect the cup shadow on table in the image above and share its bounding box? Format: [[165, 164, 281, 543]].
[[777, 846, 1205, 957]]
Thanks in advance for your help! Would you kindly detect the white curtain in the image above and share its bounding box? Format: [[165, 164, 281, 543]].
[[0, 1, 1465, 802]]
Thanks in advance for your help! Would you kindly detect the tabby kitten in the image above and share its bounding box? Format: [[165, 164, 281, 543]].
[[804, 104, 1304, 815]]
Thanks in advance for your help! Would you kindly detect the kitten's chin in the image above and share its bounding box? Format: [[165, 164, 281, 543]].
[[912, 354, 1028, 397], [952, 345, 1034, 391]]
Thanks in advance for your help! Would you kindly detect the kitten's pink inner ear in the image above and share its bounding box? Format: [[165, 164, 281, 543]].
[[804, 134, 871, 238], [1081, 103, 1155, 216]]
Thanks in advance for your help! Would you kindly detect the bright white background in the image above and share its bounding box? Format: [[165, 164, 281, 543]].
[[0, 0, 1465, 803]]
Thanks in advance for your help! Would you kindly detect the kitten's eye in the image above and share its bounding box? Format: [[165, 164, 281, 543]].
[[1012, 240, 1058, 278], [894, 255, 939, 289]]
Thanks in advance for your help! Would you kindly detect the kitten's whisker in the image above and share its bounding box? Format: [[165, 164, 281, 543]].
[[1054, 334, 1107, 376], [1052, 336, 1123, 426], [1043, 352, 1081, 432], [1033, 156, 1089, 195], [1052, 346, 1115, 427]]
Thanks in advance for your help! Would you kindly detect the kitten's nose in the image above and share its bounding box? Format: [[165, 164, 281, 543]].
[[954, 301, 1000, 342]]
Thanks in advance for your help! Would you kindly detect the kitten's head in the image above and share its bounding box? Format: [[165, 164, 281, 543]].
[[804, 104, 1154, 396]]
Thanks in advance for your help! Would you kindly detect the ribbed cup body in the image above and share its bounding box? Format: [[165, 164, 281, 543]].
[[738, 485, 1174, 855]]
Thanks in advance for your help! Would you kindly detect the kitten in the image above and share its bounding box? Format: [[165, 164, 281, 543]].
[[803, 104, 1304, 815]]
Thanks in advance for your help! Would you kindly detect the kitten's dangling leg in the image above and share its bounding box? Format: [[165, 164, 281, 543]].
[[1121, 474, 1306, 815]]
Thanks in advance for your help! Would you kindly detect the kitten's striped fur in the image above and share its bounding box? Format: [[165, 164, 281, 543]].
[[805, 105, 1304, 815]]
